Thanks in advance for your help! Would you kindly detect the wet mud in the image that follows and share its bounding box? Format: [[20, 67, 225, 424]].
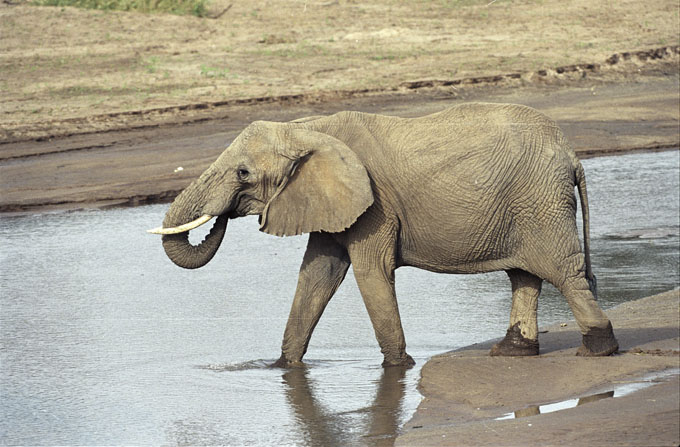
[[397, 290, 680, 447]]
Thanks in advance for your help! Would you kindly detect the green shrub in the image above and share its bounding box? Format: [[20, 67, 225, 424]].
[[33, 0, 209, 17]]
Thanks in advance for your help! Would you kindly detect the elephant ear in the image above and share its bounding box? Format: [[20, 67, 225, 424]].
[[260, 129, 374, 237]]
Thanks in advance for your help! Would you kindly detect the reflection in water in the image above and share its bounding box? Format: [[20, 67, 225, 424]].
[[284, 368, 344, 446], [497, 369, 679, 420], [365, 367, 408, 446], [513, 406, 541, 418], [283, 366, 408, 447], [577, 390, 615, 405], [510, 391, 616, 419]]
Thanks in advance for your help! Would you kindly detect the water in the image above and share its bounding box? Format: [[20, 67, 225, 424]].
[[1, 150, 678, 445], [496, 368, 680, 420]]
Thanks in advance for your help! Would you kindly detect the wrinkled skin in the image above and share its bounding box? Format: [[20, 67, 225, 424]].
[[154, 103, 619, 367]]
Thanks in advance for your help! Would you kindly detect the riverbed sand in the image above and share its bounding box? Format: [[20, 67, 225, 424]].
[[396, 289, 680, 447]]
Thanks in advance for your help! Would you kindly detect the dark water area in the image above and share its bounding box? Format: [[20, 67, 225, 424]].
[[1, 150, 678, 445]]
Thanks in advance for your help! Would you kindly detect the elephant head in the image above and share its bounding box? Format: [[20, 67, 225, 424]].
[[149, 121, 374, 269]]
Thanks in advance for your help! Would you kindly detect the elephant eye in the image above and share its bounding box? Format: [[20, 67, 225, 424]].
[[237, 168, 250, 181]]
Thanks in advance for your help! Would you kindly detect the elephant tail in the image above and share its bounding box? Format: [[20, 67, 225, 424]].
[[574, 160, 597, 298]]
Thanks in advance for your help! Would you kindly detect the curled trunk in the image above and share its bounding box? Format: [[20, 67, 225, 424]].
[[161, 215, 228, 269], [160, 180, 229, 269]]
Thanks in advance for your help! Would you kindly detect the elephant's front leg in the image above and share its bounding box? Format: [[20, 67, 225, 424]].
[[345, 217, 414, 367], [274, 232, 350, 367]]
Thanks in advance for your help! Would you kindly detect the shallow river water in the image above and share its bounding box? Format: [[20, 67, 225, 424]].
[[1, 150, 678, 445]]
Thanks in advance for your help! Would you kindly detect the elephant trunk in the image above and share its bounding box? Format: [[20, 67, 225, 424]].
[[159, 181, 229, 269], [161, 215, 228, 269]]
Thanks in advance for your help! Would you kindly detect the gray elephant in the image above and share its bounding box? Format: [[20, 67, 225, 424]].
[[148, 103, 619, 367]]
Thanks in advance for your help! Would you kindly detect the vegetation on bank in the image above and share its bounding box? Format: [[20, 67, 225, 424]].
[[32, 0, 209, 16]]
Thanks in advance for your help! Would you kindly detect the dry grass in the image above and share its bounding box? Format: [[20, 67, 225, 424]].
[[1, 0, 678, 129]]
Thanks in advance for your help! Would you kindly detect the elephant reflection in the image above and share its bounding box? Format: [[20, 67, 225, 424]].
[[282, 366, 408, 446]]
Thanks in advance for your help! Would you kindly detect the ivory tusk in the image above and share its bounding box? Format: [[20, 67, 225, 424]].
[[147, 214, 214, 235]]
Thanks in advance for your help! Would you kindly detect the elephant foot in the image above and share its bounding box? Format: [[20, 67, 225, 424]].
[[576, 322, 619, 357], [490, 323, 539, 357], [382, 353, 415, 368], [270, 354, 305, 369]]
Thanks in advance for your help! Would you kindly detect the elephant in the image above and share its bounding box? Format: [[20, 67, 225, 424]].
[[148, 103, 619, 367]]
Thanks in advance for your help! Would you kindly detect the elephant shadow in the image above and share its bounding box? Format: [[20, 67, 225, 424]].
[[282, 366, 409, 447]]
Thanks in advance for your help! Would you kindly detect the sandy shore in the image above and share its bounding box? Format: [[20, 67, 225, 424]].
[[396, 289, 680, 447]]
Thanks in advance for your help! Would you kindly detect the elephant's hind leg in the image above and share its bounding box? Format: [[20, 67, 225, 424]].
[[490, 269, 541, 356], [551, 253, 618, 356]]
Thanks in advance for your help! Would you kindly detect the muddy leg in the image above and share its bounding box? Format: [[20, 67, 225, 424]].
[[490, 269, 541, 356], [557, 256, 618, 356]]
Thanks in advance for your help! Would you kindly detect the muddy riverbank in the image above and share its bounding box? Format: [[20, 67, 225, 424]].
[[396, 289, 680, 447], [0, 72, 678, 214]]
